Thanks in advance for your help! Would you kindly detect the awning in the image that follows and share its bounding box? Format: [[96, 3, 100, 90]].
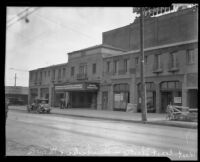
[[55, 83, 99, 91]]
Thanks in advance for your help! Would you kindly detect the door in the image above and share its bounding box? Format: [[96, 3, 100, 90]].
[[102, 91, 108, 110], [161, 92, 173, 113]]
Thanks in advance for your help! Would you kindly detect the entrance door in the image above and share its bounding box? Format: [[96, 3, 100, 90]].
[[188, 89, 198, 108], [102, 91, 108, 110], [161, 92, 173, 113]]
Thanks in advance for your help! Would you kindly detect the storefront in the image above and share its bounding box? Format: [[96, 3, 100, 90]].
[[160, 81, 182, 113], [54, 82, 99, 108], [113, 83, 130, 111], [40, 88, 49, 100], [137, 82, 156, 113], [29, 88, 38, 104]]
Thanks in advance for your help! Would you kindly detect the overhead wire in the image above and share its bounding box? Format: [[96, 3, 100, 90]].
[[7, 7, 40, 29], [7, 7, 30, 24]]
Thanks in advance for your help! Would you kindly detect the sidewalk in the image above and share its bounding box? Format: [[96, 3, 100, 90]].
[[9, 106, 197, 129]]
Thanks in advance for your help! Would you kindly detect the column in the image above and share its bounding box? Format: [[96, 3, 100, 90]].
[[155, 82, 161, 113], [109, 84, 114, 111], [97, 90, 102, 110], [49, 86, 52, 106], [182, 89, 188, 107], [28, 88, 31, 104], [130, 77, 137, 112], [38, 87, 41, 99]]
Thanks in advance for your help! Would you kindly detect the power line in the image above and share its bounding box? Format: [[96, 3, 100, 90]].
[[7, 7, 30, 24], [34, 12, 98, 41], [7, 7, 40, 29]]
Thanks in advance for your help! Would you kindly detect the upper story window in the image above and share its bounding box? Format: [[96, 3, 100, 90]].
[[48, 71, 50, 77], [169, 52, 177, 68], [124, 59, 129, 72], [35, 72, 37, 82], [145, 56, 148, 64], [52, 69, 55, 80], [44, 71, 46, 78], [71, 67, 75, 76], [155, 54, 161, 69], [187, 49, 195, 64], [40, 71, 42, 81], [135, 57, 139, 65], [58, 69, 61, 80], [92, 63, 96, 74], [113, 60, 118, 73], [79, 64, 87, 74], [106, 61, 110, 72], [63, 68, 66, 77]]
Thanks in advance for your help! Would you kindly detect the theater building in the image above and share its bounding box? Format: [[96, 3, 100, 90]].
[[29, 44, 125, 109]]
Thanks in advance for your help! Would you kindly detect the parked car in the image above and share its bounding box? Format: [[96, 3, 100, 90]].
[[27, 98, 51, 113]]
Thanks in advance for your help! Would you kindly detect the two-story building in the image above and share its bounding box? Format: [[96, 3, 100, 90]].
[[29, 44, 126, 108], [101, 5, 198, 112]]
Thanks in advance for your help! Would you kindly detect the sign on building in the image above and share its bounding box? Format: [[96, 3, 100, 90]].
[[174, 97, 182, 103]]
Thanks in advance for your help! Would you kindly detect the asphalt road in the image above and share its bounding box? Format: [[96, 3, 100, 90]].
[[6, 110, 197, 160]]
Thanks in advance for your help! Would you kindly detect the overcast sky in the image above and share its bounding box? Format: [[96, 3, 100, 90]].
[[5, 7, 137, 87]]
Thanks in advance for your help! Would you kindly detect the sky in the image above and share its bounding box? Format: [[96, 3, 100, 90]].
[[5, 7, 137, 87]]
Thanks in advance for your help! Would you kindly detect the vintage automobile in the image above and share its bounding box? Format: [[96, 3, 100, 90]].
[[27, 98, 51, 113]]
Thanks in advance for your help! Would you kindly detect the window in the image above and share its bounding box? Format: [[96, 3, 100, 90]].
[[145, 56, 148, 64], [35, 72, 37, 82], [170, 52, 177, 68], [44, 71, 46, 78], [135, 57, 139, 65], [92, 63, 96, 74], [40, 72, 42, 81], [48, 71, 50, 77], [187, 49, 195, 64], [52, 70, 55, 80], [113, 60, 118, 73], [63, 68, 66, 77], [79, 64, 87, 74], [107, 61, 110, 72], [124, 59, 128, 72], [71, 67, 74, 76], [58, 69, 61, 80], [155, 54, 161, 69]]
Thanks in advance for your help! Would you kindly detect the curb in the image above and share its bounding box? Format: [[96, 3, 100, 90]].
[[9, 108, 197, 129]]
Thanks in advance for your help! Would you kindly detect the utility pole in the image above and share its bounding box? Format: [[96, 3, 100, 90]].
[[139, 7, 147, 122], [14, 73, 17, 87]]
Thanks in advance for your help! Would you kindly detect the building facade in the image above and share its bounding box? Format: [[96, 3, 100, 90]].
[[28, 5, 198, 112], [101, 6, 198, 112], [5, 86, 28, 105], [29, 44, 125, 109]]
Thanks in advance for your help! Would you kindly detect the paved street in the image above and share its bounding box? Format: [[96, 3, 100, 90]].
[[6, 110, 197, 160]]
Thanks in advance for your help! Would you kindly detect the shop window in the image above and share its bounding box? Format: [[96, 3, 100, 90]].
[[168, 82, 176, 89]]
